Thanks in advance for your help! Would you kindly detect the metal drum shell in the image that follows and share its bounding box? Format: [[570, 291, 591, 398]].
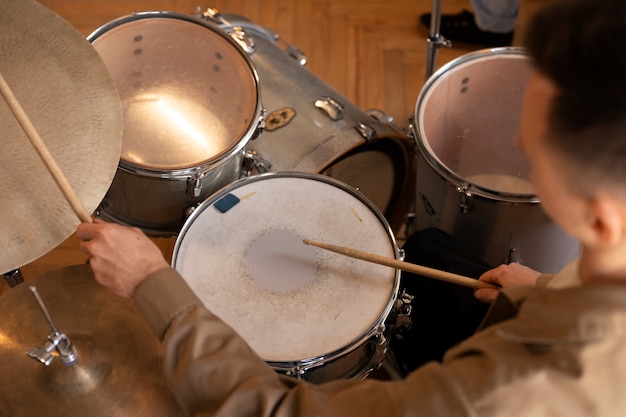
[[98, 153, 243, 234], [88, 11, 264, 236], [411, 48, 580, 272], [223, 15, 414, 233]]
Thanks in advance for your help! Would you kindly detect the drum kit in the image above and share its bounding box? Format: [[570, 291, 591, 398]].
[[0, 0, 580, 414]]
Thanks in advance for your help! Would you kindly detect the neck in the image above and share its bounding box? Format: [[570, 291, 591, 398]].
[[579, 244, 626, 285]]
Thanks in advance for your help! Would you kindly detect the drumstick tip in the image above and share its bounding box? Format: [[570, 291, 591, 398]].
[[303, 238, 320, 247]]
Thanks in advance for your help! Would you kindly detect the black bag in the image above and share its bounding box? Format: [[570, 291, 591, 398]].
[[389, 227, 492, 375]]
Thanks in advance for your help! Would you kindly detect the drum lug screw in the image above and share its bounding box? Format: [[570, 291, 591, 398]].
[[457, 185, 473, 214], [252, 109, 266, 139], [242, 149, 272, 176], [187, 177, 203, 198], [200, 7, 255, 54], [391, 289, 414, 339]]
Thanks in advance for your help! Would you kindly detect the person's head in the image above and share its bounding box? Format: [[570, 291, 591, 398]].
[[518, 0, 626, 249]]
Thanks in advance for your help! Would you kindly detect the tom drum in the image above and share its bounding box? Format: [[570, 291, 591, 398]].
[[411, 47, 579, 273], [88, 12, 264, 236], [211, 13, 414, 232]]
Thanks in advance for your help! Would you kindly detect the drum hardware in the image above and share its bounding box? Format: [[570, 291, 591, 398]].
[[283, 322, 389, 381], [225, 15, 415, 233], [2, 268, 24, 287], [199, 7, 255, 53], [425, 0, 452, 79], [205, 7, 308, 65], [27, 286, 78, 366], [0, 0, 122, 274], [187, 176, 203, 198], [315, 97, 344, 120], [356, 122, 376, 141], [457, 184, 473, 214], [390, 289, 415, 340], [0, 265, 184, 416], [242, 148, 272, 177]]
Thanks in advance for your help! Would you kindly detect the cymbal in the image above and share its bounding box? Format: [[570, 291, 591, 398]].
[[0, 0, 123, 273], [0, 265, 184, 416]]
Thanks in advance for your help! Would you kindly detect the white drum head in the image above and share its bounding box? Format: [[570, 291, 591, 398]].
[[173, 173, 398, 362]]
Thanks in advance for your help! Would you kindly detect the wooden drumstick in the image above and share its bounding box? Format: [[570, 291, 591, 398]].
[[0, 72, 92, 223], [303, 239, 499, 290]]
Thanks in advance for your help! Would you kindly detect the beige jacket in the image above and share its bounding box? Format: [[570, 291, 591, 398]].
[[538, 258, 582, 289], [134, 266, 626, 417]]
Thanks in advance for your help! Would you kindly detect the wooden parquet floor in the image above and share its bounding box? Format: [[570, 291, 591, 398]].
[[3, 0, 546, 294]]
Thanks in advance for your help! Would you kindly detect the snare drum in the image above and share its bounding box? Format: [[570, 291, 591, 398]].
[[172, 173, 400, 383], [214, 14, 414, 232], [411, 48, 580, 272], [88, 12, 264, 236]]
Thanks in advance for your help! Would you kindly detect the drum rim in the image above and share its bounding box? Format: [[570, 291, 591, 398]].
[[412, 47, 539, 204], [172, 171, 401, 370], [87, 11, 265, 177]]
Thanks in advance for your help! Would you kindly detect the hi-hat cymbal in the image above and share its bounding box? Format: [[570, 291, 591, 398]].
[[0, 265, 184, 416], [0, 0, 123, 274]]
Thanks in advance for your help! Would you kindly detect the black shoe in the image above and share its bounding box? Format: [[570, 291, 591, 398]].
[[419, 9, 513, 47]]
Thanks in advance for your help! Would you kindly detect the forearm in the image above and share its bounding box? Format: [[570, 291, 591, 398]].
[[162, 306, 472, 417], [132, 268, 474, 417], [133, 268, 294, 414], [535, 273, 555, 287]]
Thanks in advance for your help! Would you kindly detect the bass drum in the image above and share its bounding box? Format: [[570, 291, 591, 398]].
[[411, 47, 580, 273], [172, 173, 401, 383], [217, 14, 414, 232], [88, 12, 264, 236]]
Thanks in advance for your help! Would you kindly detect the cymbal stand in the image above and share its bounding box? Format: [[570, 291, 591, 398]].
[[27, 286, 78, 366], [425, 0, 452, 79]]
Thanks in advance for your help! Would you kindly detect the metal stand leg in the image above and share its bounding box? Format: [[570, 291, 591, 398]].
[[425, 0, 452, 80]]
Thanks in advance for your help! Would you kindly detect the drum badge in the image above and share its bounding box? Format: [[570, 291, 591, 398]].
[[265, 107, 296, 131]]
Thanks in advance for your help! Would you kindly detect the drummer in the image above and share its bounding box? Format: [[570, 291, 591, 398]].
[[77, 0, 626, 415]]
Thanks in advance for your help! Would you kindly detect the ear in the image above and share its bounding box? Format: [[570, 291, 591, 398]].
[[587, 194, 626, 248]]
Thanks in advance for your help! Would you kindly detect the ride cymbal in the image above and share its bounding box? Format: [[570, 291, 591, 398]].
[[0, 0, 123, 273], [0, 265, 183, 416]]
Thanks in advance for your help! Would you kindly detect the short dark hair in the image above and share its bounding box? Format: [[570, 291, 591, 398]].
[[524, 0, 626, 191]]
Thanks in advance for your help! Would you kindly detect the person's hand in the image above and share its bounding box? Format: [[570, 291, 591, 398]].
[[474, 263, 542, 303], [75, 219, 169, 298]]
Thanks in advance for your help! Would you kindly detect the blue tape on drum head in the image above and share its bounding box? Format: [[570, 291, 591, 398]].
[[214, 193, 240, 213]]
